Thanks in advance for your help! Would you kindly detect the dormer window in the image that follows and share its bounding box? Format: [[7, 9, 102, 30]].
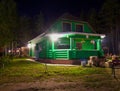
[[63, 22, 71, 32], [76, 24, 83, 32]]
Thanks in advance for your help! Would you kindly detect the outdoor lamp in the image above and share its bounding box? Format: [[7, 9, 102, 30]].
[[27, 43, 31, 48], [27, 43, 35, 48], [49, 33, 63, 41], [101, 35, 105, 38]]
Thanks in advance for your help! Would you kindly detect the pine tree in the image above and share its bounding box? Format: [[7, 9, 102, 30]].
[[18, 16, 34, 47], [88, 8, 99, 33], [35, 12, 45, 35], [99, 0, 120, 54], [79, 9, 86, 21], [0, 0, 18, 48]]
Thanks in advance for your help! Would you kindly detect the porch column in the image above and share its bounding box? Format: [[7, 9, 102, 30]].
[[52, 41, 55, 51], [97, 39, 101, 50], [70, 38, 73, 50], [51, 40, 55, 59]]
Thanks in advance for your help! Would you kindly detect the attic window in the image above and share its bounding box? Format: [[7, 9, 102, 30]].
[[63, 22, 71, 32], [76, 24, 83, 32]]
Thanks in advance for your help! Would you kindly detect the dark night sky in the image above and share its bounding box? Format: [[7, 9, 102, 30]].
[[15, 0, 104, 22]]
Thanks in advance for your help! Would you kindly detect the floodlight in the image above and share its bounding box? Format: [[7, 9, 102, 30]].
[[27, 44, 31, 48], [101, 35, 105, 38], [49, 33, 63, 41]]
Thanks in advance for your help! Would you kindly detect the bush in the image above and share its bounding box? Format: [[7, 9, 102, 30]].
[[0, 55, 13, 64]]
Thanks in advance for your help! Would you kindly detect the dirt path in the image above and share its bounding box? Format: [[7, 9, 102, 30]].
[[0, 80, 86, 91], [0, 78, 112, 91]]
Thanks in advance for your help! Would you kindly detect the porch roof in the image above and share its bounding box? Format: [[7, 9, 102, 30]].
[[29, 32, 105, 44], [47, 32, 105, 38]]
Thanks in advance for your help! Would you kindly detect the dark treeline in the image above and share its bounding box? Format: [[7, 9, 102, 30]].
[[0, 0, 45, 55], [87, 0, 120, 55], [0, 0, 120, 55]]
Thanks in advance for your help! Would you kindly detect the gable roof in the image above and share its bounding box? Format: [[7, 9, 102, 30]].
[[56, 13, 96, 33], [29, 13, 103, 43], [59, 13, 82, 21]]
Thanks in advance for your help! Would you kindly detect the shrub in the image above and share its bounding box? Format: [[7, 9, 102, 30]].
[[0, 55, 13, 64]]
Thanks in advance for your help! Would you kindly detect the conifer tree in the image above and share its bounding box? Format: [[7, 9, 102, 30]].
[[0, 0, 18, 48], [99, 0, 120, 54]]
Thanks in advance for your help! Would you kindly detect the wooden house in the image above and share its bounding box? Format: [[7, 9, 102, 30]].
[[28, 14, 105, 62]]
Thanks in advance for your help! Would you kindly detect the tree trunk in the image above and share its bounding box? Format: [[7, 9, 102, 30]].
[[4, 46, 7, 56]]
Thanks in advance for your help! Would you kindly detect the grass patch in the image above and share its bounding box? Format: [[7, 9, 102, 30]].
[[0, 58, 120, 90]]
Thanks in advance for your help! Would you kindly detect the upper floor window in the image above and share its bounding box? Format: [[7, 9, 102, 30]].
[[76, 24, 83, 32], [63, 22, 71, 32]]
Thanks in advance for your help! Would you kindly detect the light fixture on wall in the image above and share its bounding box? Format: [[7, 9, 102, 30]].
[[27, 43, 35, 48], [27, 44, 31, 48], [86, 35, 89, 38], [101, 35, 105, 38], [49, 33, 63, 42]]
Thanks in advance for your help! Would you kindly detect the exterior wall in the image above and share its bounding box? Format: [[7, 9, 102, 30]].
[[29, 44, 35, 58], [80, 40, 95, 50], [69, 50, 99, 59], [37, 40, 47, 58], [48, 20, 94, 33]]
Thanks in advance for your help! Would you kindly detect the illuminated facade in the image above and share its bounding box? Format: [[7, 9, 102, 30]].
[[28, 14, 105, 60]]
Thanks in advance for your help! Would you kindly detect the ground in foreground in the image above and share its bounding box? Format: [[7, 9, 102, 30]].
[[0, 58, 120, 91]]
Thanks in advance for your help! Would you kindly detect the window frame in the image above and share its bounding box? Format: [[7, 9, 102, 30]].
[[62, 22, 72, 32], [75, 24, 84, 32], [55, 38, 70, 49]]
